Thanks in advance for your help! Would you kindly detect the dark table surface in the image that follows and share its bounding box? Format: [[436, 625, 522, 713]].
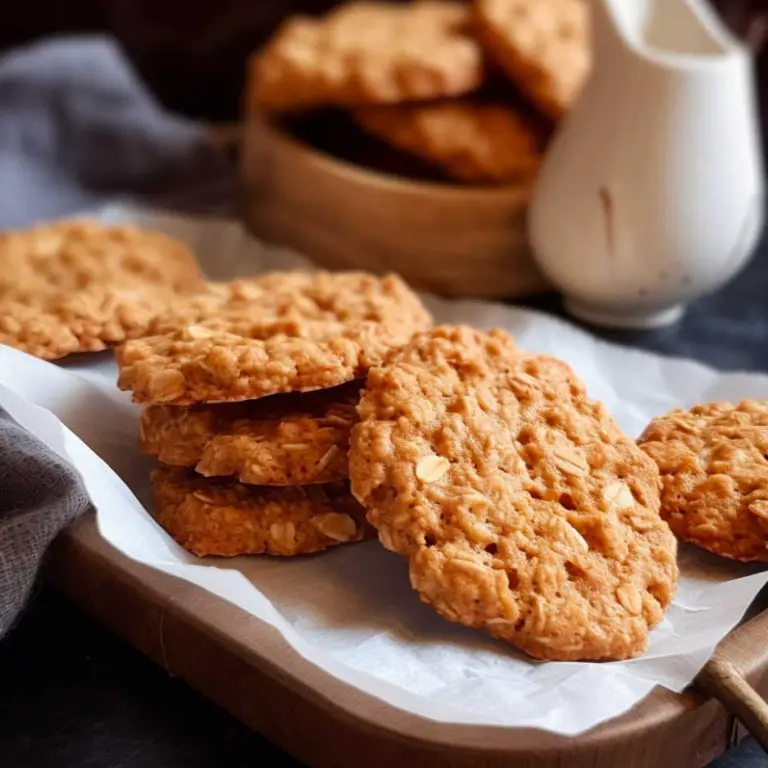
[[1, 230, 768, 768]]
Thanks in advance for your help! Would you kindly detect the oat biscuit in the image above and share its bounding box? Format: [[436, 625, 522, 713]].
[[0, 284, 180, 360], [147, 270, 431, 340], [639, 400, 768, 562], [152, 465, 370, 557], [117, 271, 431, 405], [141, 382, 360, 485], [118, 323, 401, 405], [474, 0, 590, 119], [0, 220, 203, 359], [350, 326, 677, 661], [0, 220, 202, 295], [354, 102, 541, 184], [250, 2, 484, 112]]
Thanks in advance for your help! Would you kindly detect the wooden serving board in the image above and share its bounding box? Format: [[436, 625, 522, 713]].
[[46, 514, 768, 768]]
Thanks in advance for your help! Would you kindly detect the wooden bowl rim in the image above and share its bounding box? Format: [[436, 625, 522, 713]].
[[252, 113, 532, 203]]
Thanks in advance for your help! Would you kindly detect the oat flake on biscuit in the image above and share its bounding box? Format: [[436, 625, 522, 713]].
[[350, 325, 678, 662], [474, 0, 590, 120], [639, 400, 768, 563], [140, 381, 360, 485], [354, 102, 541, 184], [151, 466, 371, 557], [249, 1, 484, 112], [0, 220, 203, 360]]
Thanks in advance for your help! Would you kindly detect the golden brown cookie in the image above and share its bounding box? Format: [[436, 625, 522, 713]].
[[350, 325, 677, 661], [118, 323, 400, 405], [0, 220, 201, 295], [639, 400, 768, 563], [151, 465, 370, 557], [0, 284, 181, 360], [0, 220, 203, 360], [354, 102, 541, 184], [249, 1, 484, 112], [117, 271, 431, 405], [147, 270, 431, 340], [473, 0, 590, 120], [140, 381, 360, 485]]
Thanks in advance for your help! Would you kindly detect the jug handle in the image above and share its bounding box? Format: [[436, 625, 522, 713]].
[[697, 658, 768, 752]]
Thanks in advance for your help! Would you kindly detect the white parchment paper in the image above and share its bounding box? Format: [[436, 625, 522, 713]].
[[2, 203, 768, 736]]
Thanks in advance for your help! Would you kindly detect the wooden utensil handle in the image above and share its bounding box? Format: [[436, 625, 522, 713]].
[[697, 659, 768, 753]]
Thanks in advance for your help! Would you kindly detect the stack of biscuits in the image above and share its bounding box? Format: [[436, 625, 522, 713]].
[[4, 220, 767, 664], [115, 270, 433, 558], [247, 0, 590, 185]]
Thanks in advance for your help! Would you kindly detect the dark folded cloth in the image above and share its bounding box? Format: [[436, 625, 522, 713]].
[[0, 409, 90, 636]]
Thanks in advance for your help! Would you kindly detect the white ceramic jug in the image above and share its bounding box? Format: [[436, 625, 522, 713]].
[[528, 0, 765, 330]]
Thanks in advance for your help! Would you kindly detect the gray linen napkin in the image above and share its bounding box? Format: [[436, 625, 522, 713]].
[[0, 34, 235, 635], [0, 34, 234, 227], [0, 410, 90, 635]]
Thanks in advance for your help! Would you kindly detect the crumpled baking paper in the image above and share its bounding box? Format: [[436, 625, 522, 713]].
[[2, 203, 768, 736]]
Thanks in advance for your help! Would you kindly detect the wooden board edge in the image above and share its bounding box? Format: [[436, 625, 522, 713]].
[[45, 516, 742, 768]]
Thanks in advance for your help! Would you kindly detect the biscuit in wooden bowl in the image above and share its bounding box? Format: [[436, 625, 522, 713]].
[[639, 400, 768, 563], [473, 0, 591, 120], [354, 101, 541, 184], [249, 1, 485, 112], [350, 325, 678, 661], [241, 115, 549, 299]]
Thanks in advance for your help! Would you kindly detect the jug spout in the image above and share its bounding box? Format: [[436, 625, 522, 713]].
[[594, 0, 742, 62]]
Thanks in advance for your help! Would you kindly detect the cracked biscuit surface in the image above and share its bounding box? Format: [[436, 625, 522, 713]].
[[141, 381, 360, 485], [118, 323, 411, 405], [250, 1, 484, 112], [0, 220, 203, 359], [354, 102, 541, 184], [639, 400, 768, 562], [474, 0, 590, 120], [1, 285, 178, 360], [118, 271, 431, 405], [350, 325, 677, 661], [152, 466, 371, 557], [147, 270, 431, 339]]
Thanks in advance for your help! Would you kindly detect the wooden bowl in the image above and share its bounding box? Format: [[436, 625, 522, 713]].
[[240, 114, 549, 298]]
